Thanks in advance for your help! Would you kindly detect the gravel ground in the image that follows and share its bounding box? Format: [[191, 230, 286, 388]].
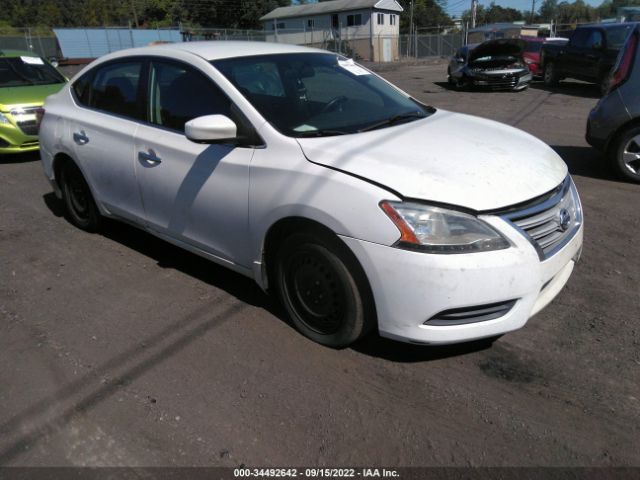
[[0, 62, 639, 468]]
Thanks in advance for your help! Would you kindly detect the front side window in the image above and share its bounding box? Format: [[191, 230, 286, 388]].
[[148, 60, 231, 132], [214, 53, 432, 137], [0, 56, 65, 88], [80, 61, 143, 119]]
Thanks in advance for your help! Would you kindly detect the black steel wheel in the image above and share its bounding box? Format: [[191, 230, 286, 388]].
[[274, 232, 373, 348], [60, 161, 101, 232], [543, 62, 559, 87]]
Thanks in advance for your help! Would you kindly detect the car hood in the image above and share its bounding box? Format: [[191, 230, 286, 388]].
[[296, 110, 567, 211], [469, 39, 526, 62], [0, 83, 65, 112]]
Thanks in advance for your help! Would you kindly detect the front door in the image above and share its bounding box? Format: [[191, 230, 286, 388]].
[[134, 59, 255, 266]]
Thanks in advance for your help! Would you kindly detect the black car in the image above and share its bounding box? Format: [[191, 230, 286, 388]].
[[447, 39, 532, 91], [542, 23, 635, 94]]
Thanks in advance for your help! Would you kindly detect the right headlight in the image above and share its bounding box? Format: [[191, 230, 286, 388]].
[[380, 200, 510, 253], [0, 113, 11, 125]]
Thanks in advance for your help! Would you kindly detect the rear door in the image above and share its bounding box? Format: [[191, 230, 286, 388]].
[[579, 29, 606, 80], [133, 58, 255, 266], [69, 59, 146, 222]]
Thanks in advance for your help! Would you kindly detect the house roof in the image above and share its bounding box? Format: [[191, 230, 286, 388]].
[[260, 0, 403, 21]]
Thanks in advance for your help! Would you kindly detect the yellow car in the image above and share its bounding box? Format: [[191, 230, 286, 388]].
[[0, 50, 66, 154]]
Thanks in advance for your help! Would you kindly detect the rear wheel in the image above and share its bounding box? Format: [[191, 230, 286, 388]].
[[543, 62, 559, 87], [610, 125, 640, 183], [59, 161, 101, 232], [274, 232, 373, 348]]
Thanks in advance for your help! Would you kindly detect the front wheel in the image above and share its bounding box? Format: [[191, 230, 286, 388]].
[[59, 161, 101, 232], [274, 232, 373, 348], [543, 62, 559, 87], [610, 125, 640, 183]]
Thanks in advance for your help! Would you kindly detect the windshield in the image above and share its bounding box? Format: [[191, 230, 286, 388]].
[[0, 56, 66, 88], [213, 53, 432, 137], [606, 25, 634, 49]]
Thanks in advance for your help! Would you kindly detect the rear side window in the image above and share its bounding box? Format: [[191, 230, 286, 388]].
[[73, 61, 143, 120], [585, 31, 604, 49], [148, 60, 231, 132], [570, 29, 590, 48]]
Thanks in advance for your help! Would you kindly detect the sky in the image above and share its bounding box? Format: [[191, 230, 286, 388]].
[[446, 0, 604, 17], [292, 0, 604, 20]]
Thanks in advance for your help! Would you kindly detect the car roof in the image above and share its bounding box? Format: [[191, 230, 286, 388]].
[[111, 41, 328, 61], [576, 22, 638, 30], [0, 49, 40, 58]]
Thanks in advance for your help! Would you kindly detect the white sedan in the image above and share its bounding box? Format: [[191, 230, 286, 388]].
[[38, 42, 583, 348]]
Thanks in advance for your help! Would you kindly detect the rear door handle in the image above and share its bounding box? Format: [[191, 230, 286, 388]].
[[73, 130, 89, 145], [138, 149, 162, 164]]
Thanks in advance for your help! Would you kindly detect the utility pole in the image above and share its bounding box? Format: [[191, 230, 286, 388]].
[[471, 0, 478, 28], [130, 0, 139, 28], [530, 0, 536, 23], [409, 0, 414, 57]]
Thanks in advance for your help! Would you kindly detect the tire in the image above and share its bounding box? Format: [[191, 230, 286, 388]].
[[543, 62, 559, 87], [599, 76, 610, 96], [59, 161, 101, 232], [274, 232, 373, 348], [610, 125, 640, 183]]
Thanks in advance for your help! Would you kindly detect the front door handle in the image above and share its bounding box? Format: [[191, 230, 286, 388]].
[[138, 149, 162, 164], [73, 130, 89, 145]]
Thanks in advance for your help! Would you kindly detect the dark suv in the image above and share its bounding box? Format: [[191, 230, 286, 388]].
[[587, 24, 640, 182]]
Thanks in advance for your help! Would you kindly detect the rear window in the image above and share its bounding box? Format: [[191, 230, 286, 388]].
[[525, 42, 542, 53], [606, 25, 634, 49]]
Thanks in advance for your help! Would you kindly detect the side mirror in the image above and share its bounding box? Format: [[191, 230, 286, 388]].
[[185, 114, 237, 144], [456, 57, 465, 63]]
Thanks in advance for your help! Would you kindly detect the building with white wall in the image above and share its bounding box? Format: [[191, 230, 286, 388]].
[[260, 0, 403, 62]]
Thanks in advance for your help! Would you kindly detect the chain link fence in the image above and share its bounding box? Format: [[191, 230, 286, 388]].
[[0, 27, 58, 59]]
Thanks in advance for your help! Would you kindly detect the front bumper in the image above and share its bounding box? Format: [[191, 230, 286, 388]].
[[340, 214, 583, 345], [0, 109, 40, 154], [468, 70, 532, 91]]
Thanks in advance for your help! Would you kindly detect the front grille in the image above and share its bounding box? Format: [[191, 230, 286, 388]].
[[502, 176, 582, 260], [425, 300, 517, 326], [472, 75, 519, 89], [16, 120, 38, 136]]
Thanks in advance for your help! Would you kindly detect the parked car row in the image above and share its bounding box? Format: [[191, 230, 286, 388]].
[[447, 23, 640, 182]]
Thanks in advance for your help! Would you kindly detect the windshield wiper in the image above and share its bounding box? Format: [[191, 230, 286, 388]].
[[358, 111, 427, 133], [295, 129, 350, 138]]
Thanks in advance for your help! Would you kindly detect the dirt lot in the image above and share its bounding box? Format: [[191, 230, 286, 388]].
[[1, 62, 639, 468]]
